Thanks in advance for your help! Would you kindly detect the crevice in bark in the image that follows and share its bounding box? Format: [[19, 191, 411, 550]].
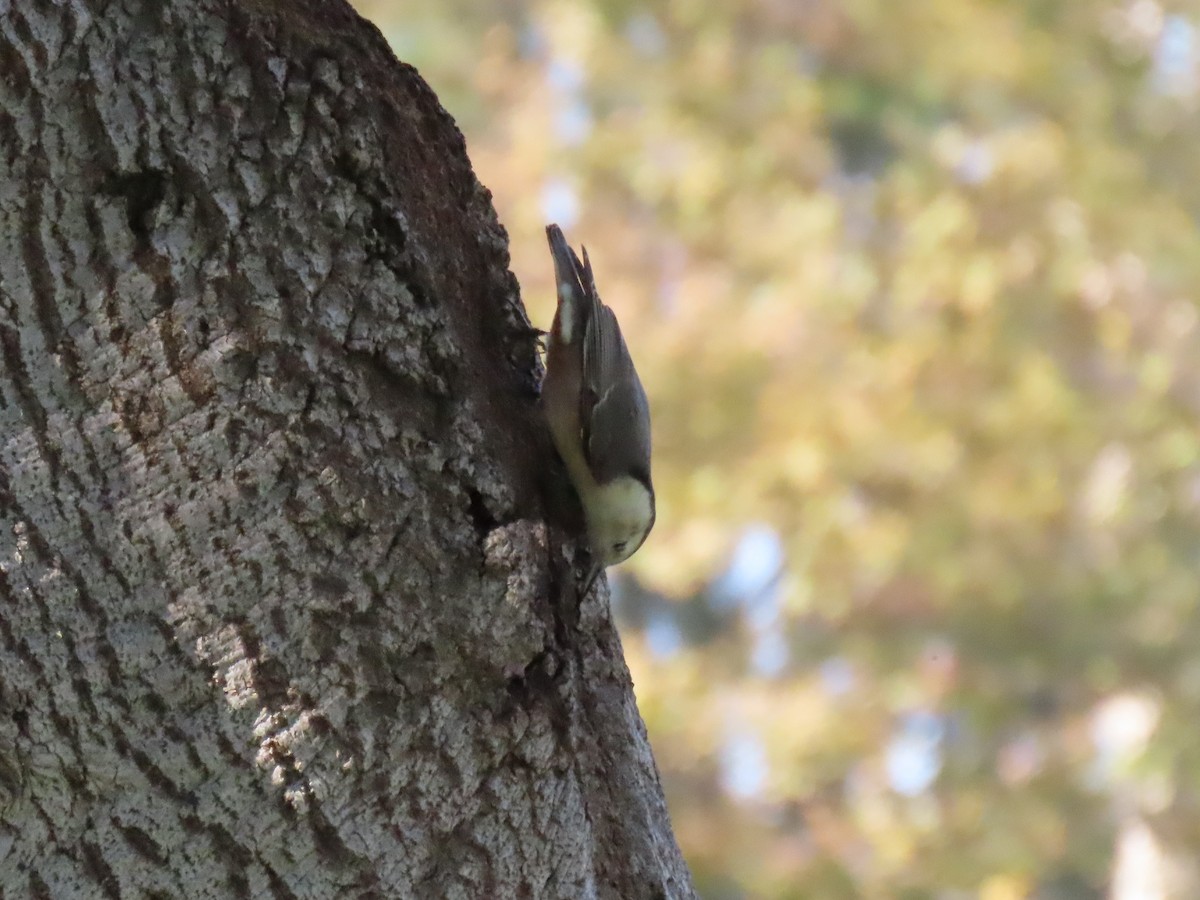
[[101, 169, 167, 244]]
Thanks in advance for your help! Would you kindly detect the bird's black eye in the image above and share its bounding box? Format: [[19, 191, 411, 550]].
[[613, 541, 627, 553]]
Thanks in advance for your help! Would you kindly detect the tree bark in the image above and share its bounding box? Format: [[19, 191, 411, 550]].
[[0, 1, 695, 896]]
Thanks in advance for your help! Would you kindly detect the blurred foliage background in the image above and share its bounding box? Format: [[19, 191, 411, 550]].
[[352, 1, 1200, 896]]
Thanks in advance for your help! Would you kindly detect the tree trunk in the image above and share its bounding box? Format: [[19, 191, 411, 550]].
[[0, 1, 695, 896]]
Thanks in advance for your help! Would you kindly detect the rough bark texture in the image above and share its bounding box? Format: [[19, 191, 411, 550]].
[[0, 1, 695, 896]]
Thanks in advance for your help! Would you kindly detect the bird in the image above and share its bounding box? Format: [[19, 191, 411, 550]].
[[540, 224, 656, 597]]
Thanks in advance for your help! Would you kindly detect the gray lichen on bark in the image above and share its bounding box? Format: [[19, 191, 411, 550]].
[[0, 0, 694, 897]]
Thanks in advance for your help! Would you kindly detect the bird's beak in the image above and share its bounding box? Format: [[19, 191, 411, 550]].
[[581, 560, 603, 599]]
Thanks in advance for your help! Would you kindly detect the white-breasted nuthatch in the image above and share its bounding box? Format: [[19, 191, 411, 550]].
[[541, 224, 655, 596]]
